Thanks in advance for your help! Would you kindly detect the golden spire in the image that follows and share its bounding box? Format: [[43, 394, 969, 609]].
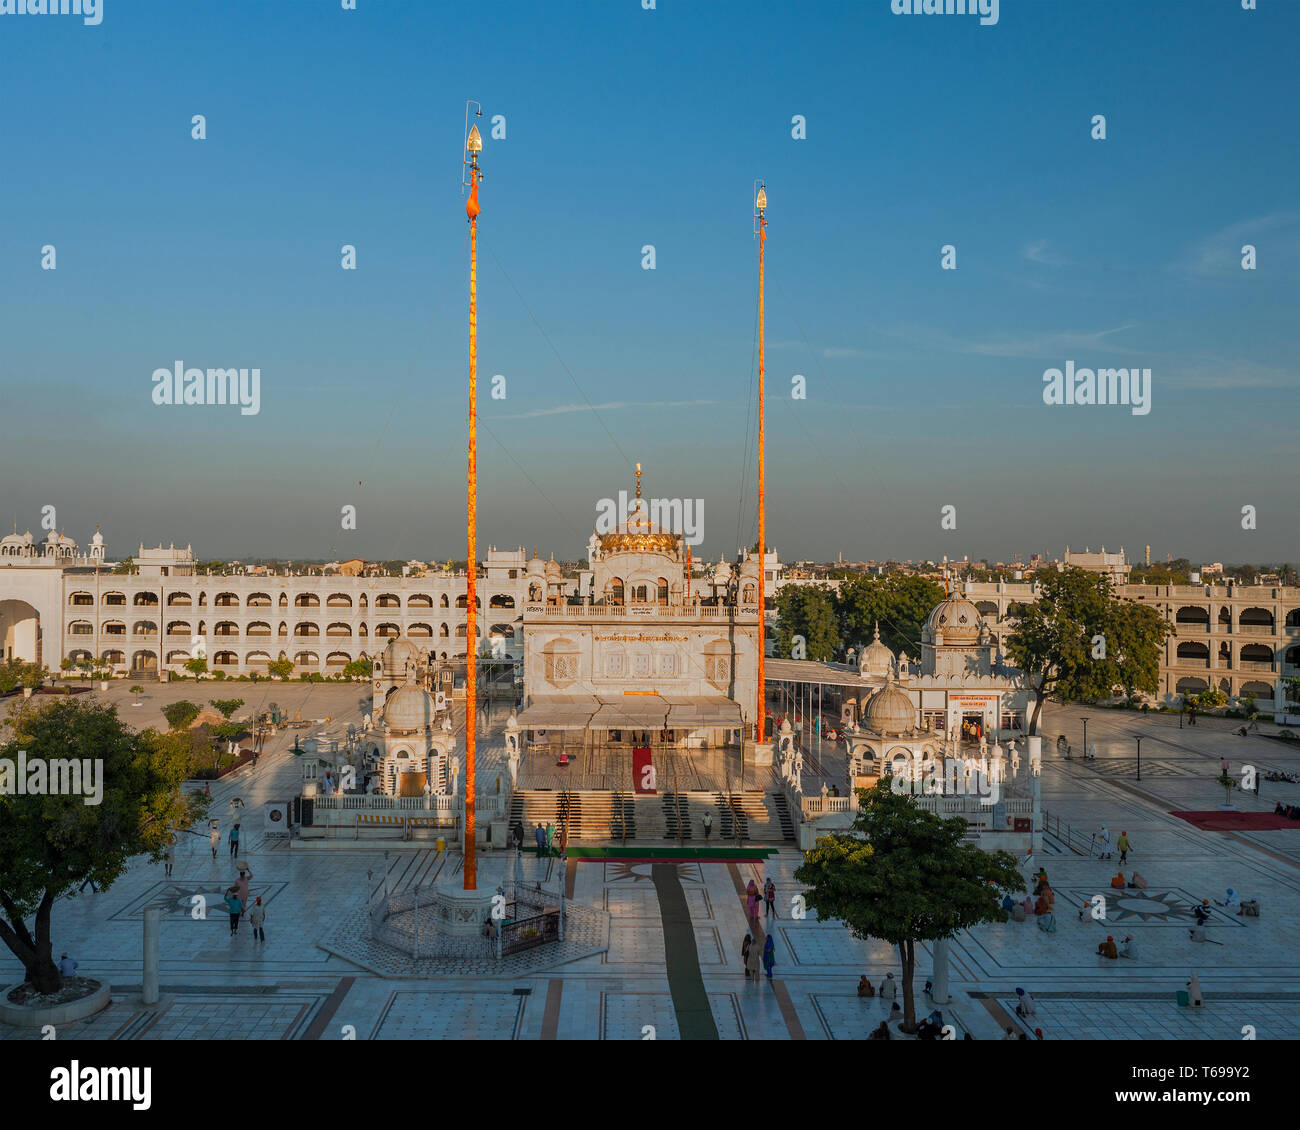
[[635, 462, 642, 499]]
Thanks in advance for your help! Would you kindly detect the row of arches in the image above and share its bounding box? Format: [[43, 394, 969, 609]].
[[71, 590, 518, 610], [1174, 605, 1299, 629], [99, 648, 468, 674], [68, 619, 511, 640]]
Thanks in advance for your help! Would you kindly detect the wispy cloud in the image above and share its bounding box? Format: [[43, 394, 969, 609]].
[[878, 322, 1143, 359], [496, 399, 718, 420], [1163, 358, 1299, 391], [1021, 239, 1070, 267], [1177, 212, 1300, 277]]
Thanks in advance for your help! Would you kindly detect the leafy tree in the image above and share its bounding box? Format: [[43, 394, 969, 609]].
[[183, 656, 207, 682], [1195, 686, 1228, 710], [0, 698, 208, 992], [343, 659, 373, 681], [208, 697, 245, 720], [795, 780, 1023, 1032], [267, 655, 294, 680], [129, 685, 144, 704], [1004, 568, 1169, 735], [0, 660, 23, 695], [1216, 771, 1238, 807], [21, 664, 48, 691], [773, 584, 838, 660], [112, 556, 136, 575], [837, 573, 946, 658], [60, 658, 74, 678], [162, 700, 202, 730]]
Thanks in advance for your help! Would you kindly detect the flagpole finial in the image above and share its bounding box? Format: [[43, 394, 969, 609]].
[[635, 462, 642, 499]]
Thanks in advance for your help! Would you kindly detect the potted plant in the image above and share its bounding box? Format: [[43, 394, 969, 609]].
[[129, 684, 144, 706]]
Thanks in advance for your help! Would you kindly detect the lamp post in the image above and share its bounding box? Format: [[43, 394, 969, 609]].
[[1135, 735, 1142, 781], [462, 103, 483, 892], [1080, 715, 1089, 762]]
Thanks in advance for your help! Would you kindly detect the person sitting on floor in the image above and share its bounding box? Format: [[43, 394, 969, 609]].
[[1110, 870, 1127, 889], [868, 1020, 891, 1040], [1128, 871, 1148, 889], [1097, 935, 1118, 959], [1193, 900, 1211, 926], [1118, 934, 1136, 959], [1037, 912, 1057, 934], [857, 975, 875, 998], [1215, 888, 1242, 914]]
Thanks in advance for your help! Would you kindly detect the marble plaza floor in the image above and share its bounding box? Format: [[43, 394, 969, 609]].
[[5, 684, 1300, 1040]]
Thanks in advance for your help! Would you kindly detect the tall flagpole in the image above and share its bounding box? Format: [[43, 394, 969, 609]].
[[755, 183, 767, 743], [464, 114, 483, 891]]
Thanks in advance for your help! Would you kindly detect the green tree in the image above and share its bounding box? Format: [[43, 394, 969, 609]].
[[59, 658, 75, 679], [267, 655, 294, 680], [129, 685, 144, 704], [21, 663, 48, 691], [837, 574, 946, 657], [1004, 568, 1169, 735], [208, 697, 245, 720], [0, 660, 24, 696], [0, 698, 208, 992], [112, 556, 136, 575], [162, 700, 202, 730], [1216, 770, 1238, 807], [342, 659, 373, 681], [795, 780, 1024, 1032], [183, 656, 207, 682], [774, 584, 838, 660]]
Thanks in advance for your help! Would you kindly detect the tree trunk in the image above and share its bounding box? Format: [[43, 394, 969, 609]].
[[898, 939, 917, 1033], [0, 890, 61, 994], [1028, 686, 1047, 736]]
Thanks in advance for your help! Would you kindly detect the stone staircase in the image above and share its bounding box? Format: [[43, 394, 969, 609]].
[[509, 788, 795, 844]]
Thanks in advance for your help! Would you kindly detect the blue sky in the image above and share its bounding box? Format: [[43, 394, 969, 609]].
[[1, 0, 1296, 565]]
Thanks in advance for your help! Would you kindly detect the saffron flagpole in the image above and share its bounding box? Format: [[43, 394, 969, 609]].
[[755, 182, 767, 743], [463, 109, 483, 891]]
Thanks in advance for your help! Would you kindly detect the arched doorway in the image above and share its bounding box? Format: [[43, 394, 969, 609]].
[[0, 599, 41, 663]]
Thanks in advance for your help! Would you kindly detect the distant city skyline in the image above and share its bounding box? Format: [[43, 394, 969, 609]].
[[3, 1, 1297, 561]]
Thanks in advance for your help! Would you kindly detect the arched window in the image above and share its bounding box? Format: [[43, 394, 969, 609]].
[[657, 578, 669, 606], [610, 578, 624, 606]]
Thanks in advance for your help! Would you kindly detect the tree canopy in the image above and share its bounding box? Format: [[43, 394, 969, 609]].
[[0, 698, 207, 992], [1004, 567, 1169, 734], [795, 781, 1023, 1031]]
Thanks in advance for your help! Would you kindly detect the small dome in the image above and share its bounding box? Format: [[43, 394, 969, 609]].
[[381, 637, 421, 675], [384, 686, 435, 732], [926, 595, 982, 644], [545, 556, 561, 578], [863, 679, 916, 736], [858, 622, 895, 678], [527, 547, 545, 573]]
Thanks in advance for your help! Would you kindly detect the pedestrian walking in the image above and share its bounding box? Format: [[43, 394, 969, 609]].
[[745, 935, 762, 981], [1014, 987, 1037, 1017], [1097, 825, 1113, 861], [764, 878, 776, 919], [745, 879, 761, 921], [534, 822, 545, 856], [248, 896, 266, 942], [741, 932, 752, 976], [1189, 705, 1197, 726], [224, 887, 243, 936], [235, 868, 252, 914], [209, 820, 220, 860], [762, 934, 775, 981], [702, 811, 712, 840], [163, 837, 175, 878], [1117, 830, 1132, 864], [545, 821, 556, 856], [229, 823, 241, 858]]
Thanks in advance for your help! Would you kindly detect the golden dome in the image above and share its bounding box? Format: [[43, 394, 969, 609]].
[[598, 463, 681, 555]]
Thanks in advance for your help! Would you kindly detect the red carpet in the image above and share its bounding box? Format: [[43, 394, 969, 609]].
[[1171, 810, 1298, 831], [632, 747, 655, 794]]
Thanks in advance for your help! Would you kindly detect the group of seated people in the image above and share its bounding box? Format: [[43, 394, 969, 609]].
[[1273, 801, 1300, 819], [1265, 769, 1299, 783], [1109, 870, 1148, 889]]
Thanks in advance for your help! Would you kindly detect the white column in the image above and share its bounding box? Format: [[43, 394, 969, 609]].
[[142, 905, 161, 1005], [930, 937, 950, 1004]]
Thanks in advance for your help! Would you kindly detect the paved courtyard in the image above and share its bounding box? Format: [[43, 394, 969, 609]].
[[5, 683, 1300, 1039]]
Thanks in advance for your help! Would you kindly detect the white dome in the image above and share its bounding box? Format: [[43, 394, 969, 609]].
[[381, 637, 421, 674], [858, 622, 895, 678], [384, 686, 435, 732], [863, 680, 916, 737], [926, 595, 982, 644]]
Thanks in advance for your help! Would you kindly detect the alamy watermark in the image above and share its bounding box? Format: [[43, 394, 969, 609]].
[[152, 361, 261, 416], [888, 753, 1002, 804], [0, 752, 104, 805], [0, 0, 102, 25], [595, 491, 703, 547], [1042, 361, 1151, 416], [891, 0, 998, 27]]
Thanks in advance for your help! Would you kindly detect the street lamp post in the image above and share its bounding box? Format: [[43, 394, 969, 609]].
[[1135, 735, 1142, 781], [1081, 716, 1089, 762]]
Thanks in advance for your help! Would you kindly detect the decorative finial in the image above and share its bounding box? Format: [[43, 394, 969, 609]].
[[635, 462, 642, 499]]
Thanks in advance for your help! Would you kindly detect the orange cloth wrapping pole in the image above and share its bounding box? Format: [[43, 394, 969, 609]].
[[464, 166, 479, 891], [756, 215, 766, 742]]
